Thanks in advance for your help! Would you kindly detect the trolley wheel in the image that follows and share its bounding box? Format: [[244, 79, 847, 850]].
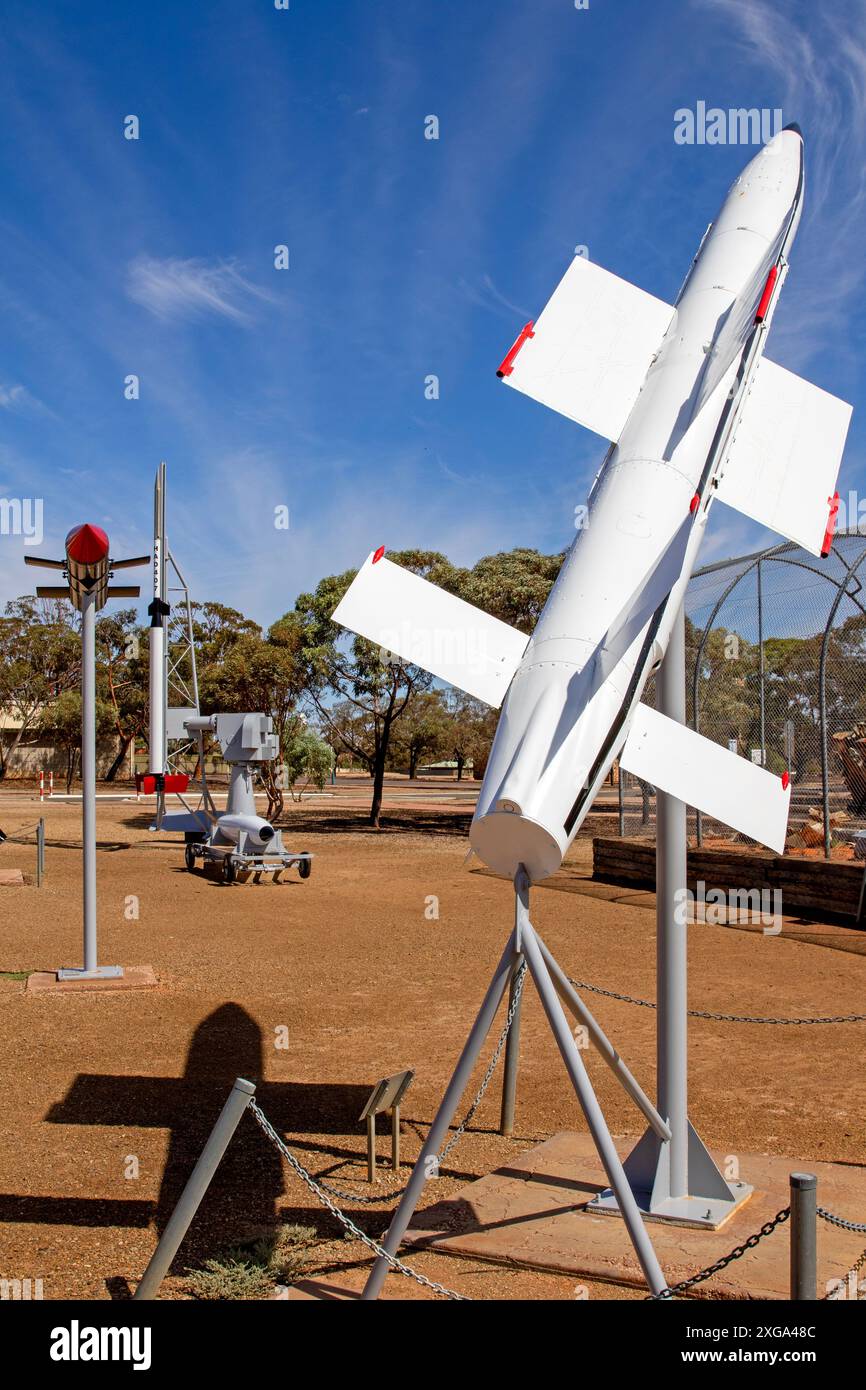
[[184, 843, 197, 872], [222, 857, 236, 885], [298, 855, 312, 880]]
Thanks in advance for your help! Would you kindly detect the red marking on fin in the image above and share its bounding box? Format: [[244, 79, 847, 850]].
[[372, 545, 386, 564], [755, 265, 779, 323], [690, 493, 700, 514], [497, 321, 535, 378], [781, 771, 790, 791], [821, 492, 840, 558]]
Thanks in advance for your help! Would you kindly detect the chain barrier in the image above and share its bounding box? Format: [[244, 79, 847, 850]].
[[825, 1244, 866, 1300], [817, 1206, 866, 1234], [248, 1098, 469, 1300], [3, 821, 41, 844], [649, 1208, 791, 1300], [247, 963, 862, 1304], [567, 976, 866, 1025]]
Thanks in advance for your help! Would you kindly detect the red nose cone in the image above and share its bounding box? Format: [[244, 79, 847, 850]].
[[65, 524, 109, 564]]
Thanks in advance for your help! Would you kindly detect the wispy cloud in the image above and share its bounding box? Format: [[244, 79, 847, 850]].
[[695, 0, 866, 369], [126, 255, 275, 324], [0, 383, 31, 410]]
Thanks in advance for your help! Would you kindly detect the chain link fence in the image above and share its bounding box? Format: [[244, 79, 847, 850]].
[[614, 531, 866, 859]]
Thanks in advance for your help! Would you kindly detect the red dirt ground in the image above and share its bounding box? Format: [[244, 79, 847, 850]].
[[0, 779, 864, 1301]]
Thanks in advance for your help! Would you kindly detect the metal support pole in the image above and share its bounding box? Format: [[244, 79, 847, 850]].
[[535, 933, 671, 1141], [362, 929, 517, 1300], [133, 1078, 256, 1300], [519, 917, 667, 1295], [36, 818, 45, 887], [366, 1114, 377, 1183], [757, 558, 766, 768], [391, 1106, 400, 1173], [498, 954, 524, 1136], [618, 760, 625, 838], [789, 1172, 817, 1300], [81, 592, 97, 973], [657, 601, 689, 1200], [57, 592, 121, 981]]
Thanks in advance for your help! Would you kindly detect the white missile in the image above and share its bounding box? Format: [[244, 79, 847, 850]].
[[333, 127, 853, 883], [214, 813, 277, 848]]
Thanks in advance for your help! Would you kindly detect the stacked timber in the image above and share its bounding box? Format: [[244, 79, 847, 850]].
[[592, 836, 863, 922]]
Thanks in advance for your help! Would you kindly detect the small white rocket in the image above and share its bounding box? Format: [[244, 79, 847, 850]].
[[334, 127, 852, 882]]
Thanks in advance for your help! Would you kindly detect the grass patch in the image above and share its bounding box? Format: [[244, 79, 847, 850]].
[[183, 1223, 317, 1300], [0, 971, 32, 981]]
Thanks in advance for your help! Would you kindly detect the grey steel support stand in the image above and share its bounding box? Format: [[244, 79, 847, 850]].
[[591, 602, 750, 1226], [789, 1172, 817, 1300], [362, 872, 668, 1299], [58, 591, 122, 981], [134, 1078, 257, 1300]]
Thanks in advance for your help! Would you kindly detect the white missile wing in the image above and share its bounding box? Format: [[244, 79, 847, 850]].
[[331, 550, 529, 706], [498, 256, 851, 559], [497, 256, 674, 443], [333, 550, 790, 853], [712, 356, 852, 556], [620, 705, 790, 854]]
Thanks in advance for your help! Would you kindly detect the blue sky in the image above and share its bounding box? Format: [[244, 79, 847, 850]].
[[0, 0, 863, 625]]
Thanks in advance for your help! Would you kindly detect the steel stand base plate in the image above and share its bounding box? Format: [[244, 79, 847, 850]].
[[56, 965, 124, 981], [586, 1120, 754, 1229], [586, 1181, 753, 1230]]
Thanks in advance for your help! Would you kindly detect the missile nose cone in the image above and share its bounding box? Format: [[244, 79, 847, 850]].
[[65, 523, 110, 564], [783, 121, 803, 140]]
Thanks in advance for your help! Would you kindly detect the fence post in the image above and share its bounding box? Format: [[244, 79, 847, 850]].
[[133, 1077, 256, 1300], [36, 819, 45, 887], [790, 1171, 817, 1300]]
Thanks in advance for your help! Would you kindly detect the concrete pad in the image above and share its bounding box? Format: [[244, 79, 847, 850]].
[[285, 1271, 432, 1300], [26, 964, 158, 995], [402, 1132, 866, 1299], [0, 869, 25, 886]]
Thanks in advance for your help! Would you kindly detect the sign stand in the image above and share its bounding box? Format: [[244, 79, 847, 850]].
[[359, 1070, 414, 1183]]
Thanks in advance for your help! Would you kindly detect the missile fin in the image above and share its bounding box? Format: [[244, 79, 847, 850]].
[[24, 555, 66, 569], [498, 255, 674, 443], [111, 554, 151, 570], [332, 552, 529, 706], [621, 704, 790, 852], [713, 356, 852, 555]]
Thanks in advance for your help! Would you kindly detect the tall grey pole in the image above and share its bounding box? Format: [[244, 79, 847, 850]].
[[134, 1078, 256, 1300], [657, 601, 688, 1200], [757, 558, 766, 767], [789, 1172, 817, 1300], [36, 818, 45, 887], [81, 591, 98, 973], [57, 592, 121, 981]]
